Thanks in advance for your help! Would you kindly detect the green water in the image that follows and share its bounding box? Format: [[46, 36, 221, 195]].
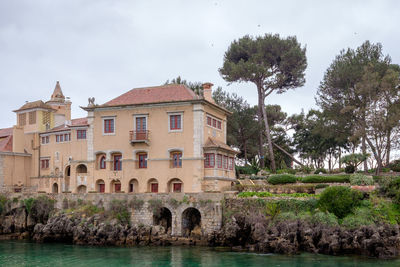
[[0, 241, 399, 266]]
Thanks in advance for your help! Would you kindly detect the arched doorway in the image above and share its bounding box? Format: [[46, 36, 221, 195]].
[[110, 179, 121, 193], [64, 165, 71, 191], [182, 208, 201, 237], [96, 179, 105, 193], [77, 185, 87, 194], [128, 179, 138, 193], [167, 178, 183, 193], [52, 183, 58, 193], [153, 207, 172, 233]]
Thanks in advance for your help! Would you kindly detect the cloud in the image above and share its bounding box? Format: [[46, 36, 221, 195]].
[[0, 0, 399, 128]]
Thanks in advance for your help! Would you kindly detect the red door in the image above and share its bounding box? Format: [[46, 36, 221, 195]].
[[173, 183, 182, 193], [99, 184, 105, 193], [151, 183, 158, 193], [115, 183, 121, 192]]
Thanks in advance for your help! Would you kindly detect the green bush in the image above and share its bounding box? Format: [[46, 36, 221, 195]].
[[273, 198, 318, 214], [108, 199, 130, 225], [267, 174, 297, 185], [276, 169, 296, 175], [341, 207, 375, 228], [387, 159, 400, 172], [275, 211, 297, 222], [345, 165, 355, 174], [315, 184, 329, 189], [349, 173, 374, 186], [314, 168, 327, 174], [26, 196, 56, 223], [237, 192, 315, 198], [301, 175, 350, 183], [0, 195, 9, 215], [318, 186, 363, 219], [311, 211, 338, 226]]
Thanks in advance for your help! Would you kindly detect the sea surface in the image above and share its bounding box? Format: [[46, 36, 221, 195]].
[[0, 240, 399, 266]]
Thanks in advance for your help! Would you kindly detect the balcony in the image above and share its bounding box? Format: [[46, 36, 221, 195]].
[[129, 130, 150, 144]]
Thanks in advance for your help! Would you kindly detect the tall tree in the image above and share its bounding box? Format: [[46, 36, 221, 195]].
[[219, 34, 307, 172], [317, 41, 400, 173], [165, 76, 204, 95]]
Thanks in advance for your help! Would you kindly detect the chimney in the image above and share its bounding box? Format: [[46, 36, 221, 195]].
[[202, 82, 214, 103]]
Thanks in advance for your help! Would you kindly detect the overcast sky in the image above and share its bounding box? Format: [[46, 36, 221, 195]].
[[0, 0, 399, 128]]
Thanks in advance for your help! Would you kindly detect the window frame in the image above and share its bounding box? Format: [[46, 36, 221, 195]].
[[223, 155, 228, 170], [77, 129, 87, 140], [171, 151, 182, 168], [99, 155, 106, 169], [217, 154, 222, 169], [102, 116, 116, 135], [204, 153, 215, 168], [229, 157, 234, 170], [138, 153, 148, 169], [168, 112, 183, 132], [206, 115, 222, 130], [113, 154, 122, 171], [40, 158, 50, 169]]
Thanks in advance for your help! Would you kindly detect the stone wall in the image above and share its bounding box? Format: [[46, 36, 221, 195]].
[[6, 192, 228, 237]]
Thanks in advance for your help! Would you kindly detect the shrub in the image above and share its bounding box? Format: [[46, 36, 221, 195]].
[[27, 196, 56, 223], [349, 173, 374, 186], [277, 169, 296, 175], [0, 195, 9, 215], [129, 197, 144, 210], [148, 199, 163, 214], [275, 211, 296, 222], [387, 159, 400, 172], [237, 192, 315, 198], [341, 207, 375, 228], [315, 184, 329, 189], [345, 165, 355, 174], [311, 211, 338, 226], [265, 202, 281, 220], [318, 186, 363, 219], [267, 174, 297, 185], [301, 175, 350, 183], [108, 199, 130, 225], [314, 168, 327, 174], [274, 198, 318, 214]]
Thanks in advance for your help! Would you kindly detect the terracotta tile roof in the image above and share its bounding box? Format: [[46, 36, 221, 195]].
[[13, 100, 55, 112], [102, 84, 200, 107], [0, 127, 13, 138], [203, 137, 238, 153], [71, 118, 88, 126], [0, 127, 13, 152], [42, 117, 88, 133]]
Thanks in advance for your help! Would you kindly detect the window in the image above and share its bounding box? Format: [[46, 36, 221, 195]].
[[136, 117, 147, 131], [41, 136, 49, 144], [206, 115, 222, 130], [64, 133, 71, 142], [169, 114, 182, 130], [19, 113, 26, 126], [224, 156, 228, 169], [56, 133, 70, 142], [99, 155, 106, 169], [138, 153, 147, 168], [40, 159, 49, 169], [229, 157, 234, 170], [217, 154, 222, 168], [204, 153, 215, 168], [29, 111, 36, 124], [171, 151, 182, 168], [113, 154, 122, 171], [77, 130, 86, 140], [104, 118, 115, 134]]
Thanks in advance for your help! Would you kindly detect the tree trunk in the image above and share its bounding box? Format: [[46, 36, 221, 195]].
[[365, 136, 382, 175], [338, 148, 342, 169], [386, 129, 391, 166], [362, 136, 368, 173], [258, 86, 276, 172], [243, 140, 248, 165], [257, 108, 265, 168]]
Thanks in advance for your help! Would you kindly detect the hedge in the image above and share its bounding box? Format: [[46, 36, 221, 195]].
[[301, 174, 350, 183], [267, 174, 297, 185]]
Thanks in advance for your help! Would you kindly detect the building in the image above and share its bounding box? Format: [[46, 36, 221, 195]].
[[0, 81, 237, 193]]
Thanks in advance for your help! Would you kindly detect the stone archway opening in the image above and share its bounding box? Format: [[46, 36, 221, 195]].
[[96, 179, 105, 193], [52, 183, 58, 193], [77, 185, 87, 194], [153, 207, 172, 234], [182, 207, 201, 237]]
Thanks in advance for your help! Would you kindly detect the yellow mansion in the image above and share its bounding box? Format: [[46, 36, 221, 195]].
[[0, 82, 237, 193]]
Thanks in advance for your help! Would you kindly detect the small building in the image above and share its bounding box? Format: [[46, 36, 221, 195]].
[[0, 81, 237, 193]]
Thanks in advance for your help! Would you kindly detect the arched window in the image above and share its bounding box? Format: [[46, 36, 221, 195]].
[[76, 164, 87, 174], [100, 155, 106, 169]]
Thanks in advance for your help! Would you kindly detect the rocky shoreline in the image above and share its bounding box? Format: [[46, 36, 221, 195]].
[[1, 201, 400, 259]]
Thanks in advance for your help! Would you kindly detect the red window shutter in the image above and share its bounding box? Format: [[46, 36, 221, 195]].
[[151, 183, 158, 193]]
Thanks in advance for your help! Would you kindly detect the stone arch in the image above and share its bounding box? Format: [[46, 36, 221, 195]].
[[76, 164, 87, 174], [64, 165, 71, 191], [153, 207, 172, 234], [110, 179, 121, 193], [96, 179, 105, 193], [167, 178, 183, 193], [147, 178, 158, 193], [182, 207, 202, 237], [65, 165, 71, 177], [77, 185, 87, 194], [52, 183, 58, 193], [128, 178, 138, 193]]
